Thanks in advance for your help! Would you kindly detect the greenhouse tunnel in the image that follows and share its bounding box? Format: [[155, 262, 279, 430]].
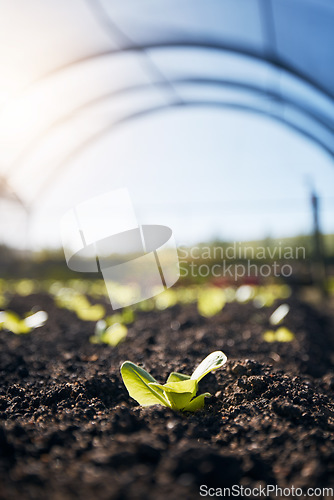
[[0, 0, 333, 249], [2, 2, 334, 499]]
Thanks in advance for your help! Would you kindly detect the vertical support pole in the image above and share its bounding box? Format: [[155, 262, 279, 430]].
[[311, 189, 327, 297]]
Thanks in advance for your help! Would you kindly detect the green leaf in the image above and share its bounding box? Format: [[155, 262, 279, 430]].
[[275, 327, 295, 342], [183, 393, 211, 412], [121, 308, 135, 324], [151, 385, 193, 409], [150, 379, 198, 410], [102, 323, 127, 346], [1, 311, 31, 334], [197, 288, 225, 317], [162, 380, 198, 394], [166, 372, 191, 383], [24, 311, 48, 329], [263, 329, 276, 342], [76, 304, 105, 321], [120, 351, 228, 413], [191, 351, 227, 382], [263, 327, 295, 343], [120, 362, 169, 407], [106, 313, 123, 325]]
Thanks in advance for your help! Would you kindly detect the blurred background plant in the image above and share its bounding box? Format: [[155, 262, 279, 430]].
[[0, 0, 333, 341]]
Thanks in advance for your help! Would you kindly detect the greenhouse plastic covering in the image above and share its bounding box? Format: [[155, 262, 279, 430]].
[[0, 0, 333, 229]]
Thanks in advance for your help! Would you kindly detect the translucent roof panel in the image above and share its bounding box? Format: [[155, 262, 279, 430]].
[[0, 0, 116, 102], [99, 0, 265, 50], [272, 0, 334, 96], [0, 0, 333, 248]]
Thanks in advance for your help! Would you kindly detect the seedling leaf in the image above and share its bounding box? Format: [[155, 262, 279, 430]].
[[167, 372, 191, 383], [191, 351, 227, 382], [197, 288, 225, 317], [102, 323, 127, 346], [24, 311, 48, 329], [0, 311, 31, 334], [120, 351, 227, 412], [183, 393, 211, 412], [263, 327, 295, 343], [275, 327, 295, 342], [121, 361, 168, 407], [150, 379, 198, 409], [160, 380, 198, 394], [263, 330, 276, 342], [76, 304, 105, 321]]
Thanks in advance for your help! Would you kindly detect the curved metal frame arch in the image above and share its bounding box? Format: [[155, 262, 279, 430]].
[[6, 73, 334, 179], [4, 40, 333, 105], [1, 43, 334, 208], [31, 99, 334, 209]]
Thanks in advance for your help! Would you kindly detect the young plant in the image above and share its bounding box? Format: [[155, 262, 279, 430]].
[[90, 320, 128, 346], [55, 290, 105, 321], [197, 288, 225, 317], [121, 351, 227, 412], [263, 327, 295, 343], [0, 310, 48, 334]]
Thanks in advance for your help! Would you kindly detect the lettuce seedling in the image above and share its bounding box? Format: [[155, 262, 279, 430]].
[[121, 351, 227, 412], [263, 327, 295, 343], [197, 288, 225, 317], [0, 310, 48, 334], [55, 290, 105, 321], [90, 320, 128, 346]]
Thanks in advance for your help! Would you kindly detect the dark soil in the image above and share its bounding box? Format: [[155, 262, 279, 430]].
[[1, 293, 334, 499]]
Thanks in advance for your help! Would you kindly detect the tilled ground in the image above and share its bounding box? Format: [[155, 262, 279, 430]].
[[0, 293, 334, 499]]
